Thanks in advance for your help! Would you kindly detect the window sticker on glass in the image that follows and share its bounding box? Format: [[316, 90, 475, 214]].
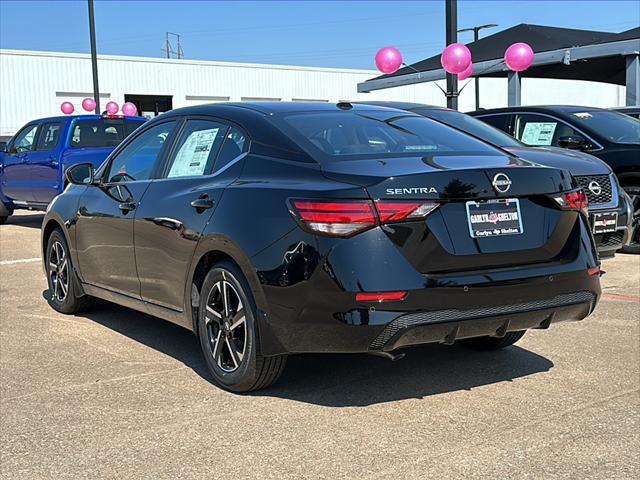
[[168, 128, 220, 178], [520, 122, 557, 146]]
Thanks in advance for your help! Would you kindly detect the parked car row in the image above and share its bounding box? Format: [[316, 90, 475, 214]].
[[0, 101, 636, 392]]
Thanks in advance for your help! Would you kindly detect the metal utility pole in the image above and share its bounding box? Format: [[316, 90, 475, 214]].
[[162, 32, 184, 59], [87, 0, 100, 114], [458, 23, 498, 110], [445, 0, 458, 110]]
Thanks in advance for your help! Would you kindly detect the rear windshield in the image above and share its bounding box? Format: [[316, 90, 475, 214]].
[[69, 118, 144, 148], [278, 111, 501, 160], [569, 110, 640, 144], [414, 108, 522, 148]]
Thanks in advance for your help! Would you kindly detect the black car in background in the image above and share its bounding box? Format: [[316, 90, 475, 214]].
[[469, 106, 640, 253], [612, 106, 640, 120], [361, 102, 633, 257], [43, 103, 601, 392]]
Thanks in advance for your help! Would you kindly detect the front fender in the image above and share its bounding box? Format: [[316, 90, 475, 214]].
[[41, 186, 86, 278]]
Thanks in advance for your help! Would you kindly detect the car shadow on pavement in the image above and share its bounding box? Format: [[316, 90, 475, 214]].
[[41, 295, 214, 381], [4, 213, 44, 229], [47, 293, 554, 407], [262, 345, 553, 407]]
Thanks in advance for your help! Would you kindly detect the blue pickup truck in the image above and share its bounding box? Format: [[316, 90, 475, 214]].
[[0, 114, 146, 224]]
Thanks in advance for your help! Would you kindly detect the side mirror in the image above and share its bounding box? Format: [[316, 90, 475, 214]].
[[0, 141, 7, 153], [557, 135, 588, 150], [65, 163, 95, 185]]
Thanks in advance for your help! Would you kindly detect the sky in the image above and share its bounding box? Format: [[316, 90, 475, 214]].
[[0, 0, 638, 69]]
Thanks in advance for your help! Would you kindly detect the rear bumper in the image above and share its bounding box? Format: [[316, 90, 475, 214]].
[[252, 214, 601, 356], [257, 262, 601, 355], [371, 290, 595, 352], [590, 198, 633, 255]]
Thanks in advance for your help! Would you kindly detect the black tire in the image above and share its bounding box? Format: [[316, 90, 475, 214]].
[[45, 228, 94, 314], [458, 330, 526, 350], [621, 184, 640, 254], [197, 260, 287, 392], [0, 216, 7, 225]]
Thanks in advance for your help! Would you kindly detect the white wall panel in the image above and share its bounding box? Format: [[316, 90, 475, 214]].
[[0, 49, 627, 138]]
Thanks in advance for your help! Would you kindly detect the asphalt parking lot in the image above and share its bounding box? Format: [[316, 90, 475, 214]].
[[1, 211, 638, 479]]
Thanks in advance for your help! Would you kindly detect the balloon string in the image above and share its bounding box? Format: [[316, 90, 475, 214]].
[[433, 58, 507, 99], [401, 62, 422, 78]]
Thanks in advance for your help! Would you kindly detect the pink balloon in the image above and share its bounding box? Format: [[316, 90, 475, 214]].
[[441, 43, 472, 74], [375, 47, 403, 74], [504, 42, 534, 72], [458, 62, 473, 80], [60, 102, 74, 115], [121, 102, 138, 116], [81, 97, 96, 112], [105, 101, 119, 115]]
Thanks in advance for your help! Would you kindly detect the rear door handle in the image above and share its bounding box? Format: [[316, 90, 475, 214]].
[[190, 195, 214, 213], [118, 201, 136, 213]]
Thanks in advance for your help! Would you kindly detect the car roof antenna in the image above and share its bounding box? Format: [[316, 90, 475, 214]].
[[337, 102, 353, 110]]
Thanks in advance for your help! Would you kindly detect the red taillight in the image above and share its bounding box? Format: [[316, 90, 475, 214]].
[[356, 291, 407, 302], [588, 266, 600, 277], [290, 199, 440, 237], [291, 200, 377, 237], [375, 200, 440, 223], [551, 189, 588, 216]]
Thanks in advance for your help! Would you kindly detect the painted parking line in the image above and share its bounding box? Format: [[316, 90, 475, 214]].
[[602, 292, 640, 303], [0, 257, 41, 266]]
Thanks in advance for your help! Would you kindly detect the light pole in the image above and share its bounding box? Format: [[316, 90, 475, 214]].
[[88, 0, 100, 114], [445, 0, 458, 110], [458, 23, 498, 110]]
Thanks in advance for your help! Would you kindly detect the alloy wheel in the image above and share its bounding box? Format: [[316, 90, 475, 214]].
[[49, 241, 69, 302], [205, 280, 247, 373]]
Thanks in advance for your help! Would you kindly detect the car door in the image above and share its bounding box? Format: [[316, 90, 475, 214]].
[[512, 113, 595, 149], [1, 122, 40, 202], [134, 118, 249, 310], [75, 120, 178, 298], [31, 121, 65, 204]]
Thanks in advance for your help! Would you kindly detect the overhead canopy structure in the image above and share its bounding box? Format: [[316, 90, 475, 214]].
[[358, 24, 640, 106]]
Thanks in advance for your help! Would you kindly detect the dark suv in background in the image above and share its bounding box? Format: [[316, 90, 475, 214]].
[[469, 106, 640, 253], [361, 102, 633, 257]]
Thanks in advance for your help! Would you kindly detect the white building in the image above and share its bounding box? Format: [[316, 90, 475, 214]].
[[0, 48, 627, 140]]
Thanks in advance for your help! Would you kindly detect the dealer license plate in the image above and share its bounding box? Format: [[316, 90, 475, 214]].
[[466, 199, 523, 238], [591, 212, 618, 234]]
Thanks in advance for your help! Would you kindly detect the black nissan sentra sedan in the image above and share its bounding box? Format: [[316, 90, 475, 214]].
[[42, 102, 601, 392]]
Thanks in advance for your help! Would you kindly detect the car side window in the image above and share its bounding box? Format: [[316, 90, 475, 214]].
[[36, 122, 63, 151], [513, 114, 581, 147], [478, 114, 511, 134], [105, 121, 176, 183], [12, 124, 39, 153], [213, 127, 248, 173], [165, 120, 228, 178]]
